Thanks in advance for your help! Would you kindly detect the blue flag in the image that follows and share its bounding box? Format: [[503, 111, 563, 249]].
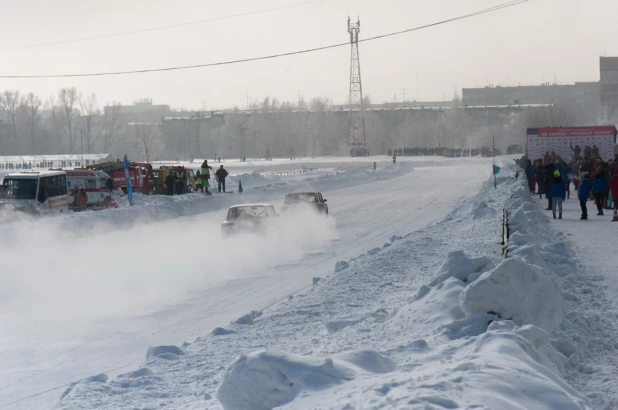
[[124, 155, 134, 206]]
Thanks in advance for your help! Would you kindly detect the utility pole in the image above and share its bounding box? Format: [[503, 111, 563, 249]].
[[237, 124, 246, 161], [346, 16, 366, 156], [245, 93, 249, 111], [80, 129, 83, 166], [401, 88, 406, 108]]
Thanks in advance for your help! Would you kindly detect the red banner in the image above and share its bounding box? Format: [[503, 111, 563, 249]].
[[536, 126, 616, 138]]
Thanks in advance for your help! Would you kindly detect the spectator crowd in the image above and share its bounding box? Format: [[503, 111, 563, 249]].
[[519, 143, 618, 220]]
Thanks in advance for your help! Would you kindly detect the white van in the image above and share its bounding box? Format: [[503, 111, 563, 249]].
[[64, 169, 122, 209], [0, 170, 68, 215]]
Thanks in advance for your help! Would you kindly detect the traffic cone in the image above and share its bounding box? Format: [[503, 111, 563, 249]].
[[612, 208, 618, 222], [238, 180, 243, 194]]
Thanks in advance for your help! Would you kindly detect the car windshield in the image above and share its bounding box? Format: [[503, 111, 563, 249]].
[[228, 206, 266, 220], [2, 178, 38, 200], [284, 193, 315, 204]]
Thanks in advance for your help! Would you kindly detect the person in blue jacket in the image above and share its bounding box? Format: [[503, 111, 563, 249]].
[[560, 161, 573, 199], [549, 170, 566, 219], [592, 167, 608, 216], [577, 171, 591, 220]]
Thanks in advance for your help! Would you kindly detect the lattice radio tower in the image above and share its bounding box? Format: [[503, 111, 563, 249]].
[[347, 16, 366, 156]]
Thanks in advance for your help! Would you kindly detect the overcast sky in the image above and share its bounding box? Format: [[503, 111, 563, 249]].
[[0, 0, 616, 110]]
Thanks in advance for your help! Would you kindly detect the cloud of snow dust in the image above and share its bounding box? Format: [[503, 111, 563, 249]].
[[0, 206, 336, 324]]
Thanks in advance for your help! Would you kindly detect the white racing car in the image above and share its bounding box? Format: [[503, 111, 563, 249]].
[[221, 203, 278, 236]]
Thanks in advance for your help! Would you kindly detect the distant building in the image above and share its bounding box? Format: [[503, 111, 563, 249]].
[[600, 57, 618, 111], [104, 98, 170, 123], [462, 82, 599, 108], [161, 112, 225, 159]]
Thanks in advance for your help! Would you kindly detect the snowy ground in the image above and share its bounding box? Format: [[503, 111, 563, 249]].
[[7, 156, 618, 410], [0, 156, 490, 410], [51, 161, 611, 410]]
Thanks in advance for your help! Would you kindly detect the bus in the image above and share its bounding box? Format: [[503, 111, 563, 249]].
[[0, 170, 68, 215]]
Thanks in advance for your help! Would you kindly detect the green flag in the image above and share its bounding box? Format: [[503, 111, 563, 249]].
[[493, 165, 501, 175]]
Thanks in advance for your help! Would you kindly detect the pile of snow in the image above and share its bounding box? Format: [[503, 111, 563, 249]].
[[459, 257, 562, 332], [55, 162, 617, 409]]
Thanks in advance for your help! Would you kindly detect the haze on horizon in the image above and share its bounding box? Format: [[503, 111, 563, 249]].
[[0, 0, 617, 110]]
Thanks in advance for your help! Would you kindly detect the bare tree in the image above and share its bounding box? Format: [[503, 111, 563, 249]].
[[80, 93, 104, 153], [47, 96, 64, 150], [0, 90, 22, 140], [58, 87, 80, 152], [102, 102, 123, 153], [134, 123, 163, 162], [23, 93, 42, 151]]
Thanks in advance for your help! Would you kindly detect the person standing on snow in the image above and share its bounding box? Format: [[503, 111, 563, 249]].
[[549, 170, 566, 219], [201, 160, 213, 194], [578, 172, 591, 220], [392, 154, 396, 164], [544, 162, 556, 210], [195, 170, 203, 193], [592, 167, 608, 216], [535, 161, 546, 200], [610, 168, 618, 214], [174, 168, 185, 195], [215, 165, 228, 193], [559, 160, 573, 199], [525, 159, 536, 194], [165, 171, 175, 196]]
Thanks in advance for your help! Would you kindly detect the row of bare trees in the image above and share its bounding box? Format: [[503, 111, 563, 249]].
[[1, 88, 601, 161], [0, 88, 126, 157]]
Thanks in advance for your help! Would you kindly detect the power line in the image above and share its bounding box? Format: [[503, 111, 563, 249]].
[[0, 0, 530, 79], [0, 0, 330, 52]]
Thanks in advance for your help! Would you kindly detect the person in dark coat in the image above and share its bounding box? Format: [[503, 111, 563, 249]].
[[578, 172, 591, 220], [592, 168, 608, 215], [544, 162, 556, 210], [610, 168, 618, 213], [535, 163, 546, 200], [549, 170, 566, 219], [525, 160, 536, 194], [165, 171, 176, 196], [215, 165, 228, 193]]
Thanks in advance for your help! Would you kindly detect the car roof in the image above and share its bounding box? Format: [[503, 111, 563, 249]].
[[286, 191, 319, 195], [229, 203, 274, 208]]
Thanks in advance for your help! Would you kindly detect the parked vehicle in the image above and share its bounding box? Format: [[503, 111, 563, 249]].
[[87, 161, 154, 195], [63, 169, 121, 210], [0, 170, 68, 215], [281, 191, 328, 215], [221, 203, 278, 236], [152, 166, 196, 194]]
